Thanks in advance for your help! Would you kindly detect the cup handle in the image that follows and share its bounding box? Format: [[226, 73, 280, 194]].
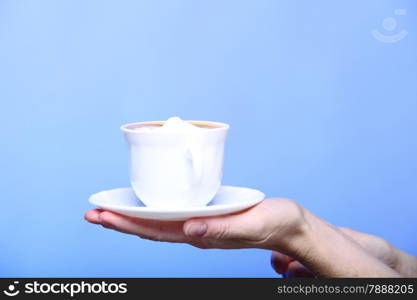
[[186, 139, 203, 184]]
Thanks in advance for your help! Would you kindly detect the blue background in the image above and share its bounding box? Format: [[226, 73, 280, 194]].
[[0, 0, 416, 277]]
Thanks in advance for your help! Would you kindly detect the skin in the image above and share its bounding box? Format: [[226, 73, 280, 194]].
[[84, 198, 417, 277], [271, 227, 417, 277]]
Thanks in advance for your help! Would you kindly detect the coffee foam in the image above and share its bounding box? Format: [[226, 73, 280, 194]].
[[160, 117, 200, 132], [134, 117, 202, 132]]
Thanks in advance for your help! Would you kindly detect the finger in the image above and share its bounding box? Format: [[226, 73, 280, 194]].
[[183, 206, 265, 244], [84, 209, 104, 224], [285, 261, 315, 278], [98, 211, 188, 243], [270, 251, 292, 274]]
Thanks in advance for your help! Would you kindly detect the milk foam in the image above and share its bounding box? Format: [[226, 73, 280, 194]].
[[160, 117, 200, 132], [137, 117, 201, 132]]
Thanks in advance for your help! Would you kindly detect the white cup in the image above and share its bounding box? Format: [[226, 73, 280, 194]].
[[121, 120, 229, 208]]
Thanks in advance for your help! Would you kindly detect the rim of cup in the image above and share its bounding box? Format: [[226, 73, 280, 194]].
[[120, 120, 230, 134]]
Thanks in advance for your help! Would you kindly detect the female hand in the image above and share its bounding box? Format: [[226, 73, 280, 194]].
[[271, 227, 416, 277], [85, 198, 401, 277], [85, 198, 308, 253]]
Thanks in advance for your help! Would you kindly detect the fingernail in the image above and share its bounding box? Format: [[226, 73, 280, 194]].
[[186, 223, 207, 237]]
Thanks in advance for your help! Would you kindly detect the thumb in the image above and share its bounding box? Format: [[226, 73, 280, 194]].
[[183, 212, 262, 241]]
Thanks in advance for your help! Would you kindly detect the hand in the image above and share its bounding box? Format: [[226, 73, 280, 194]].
[[85, 198, 401, 277], [270, 227, 397, 277], [271, 227, 417, 277], [85, 198, 308, 253]]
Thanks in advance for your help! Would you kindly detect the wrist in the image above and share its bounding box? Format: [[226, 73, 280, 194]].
[[279, 210, 400, 277], [264, 199, 317, 255], [278, 205, 324, 257]]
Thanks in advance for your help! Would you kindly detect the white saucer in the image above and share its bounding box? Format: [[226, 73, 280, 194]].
[[88, 186, 265, 221]]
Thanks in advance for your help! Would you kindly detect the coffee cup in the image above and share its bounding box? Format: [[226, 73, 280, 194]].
[[121, 119, 229, 208]]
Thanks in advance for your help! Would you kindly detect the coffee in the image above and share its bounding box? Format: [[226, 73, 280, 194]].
[[126, 117, 222, 132]]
